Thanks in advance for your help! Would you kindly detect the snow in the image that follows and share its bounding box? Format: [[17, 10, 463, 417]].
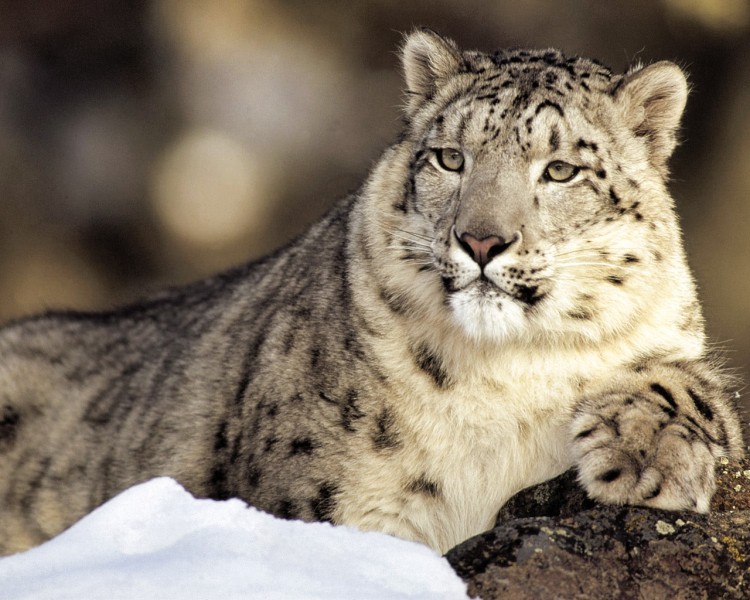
[[0, 478, 470, 600]]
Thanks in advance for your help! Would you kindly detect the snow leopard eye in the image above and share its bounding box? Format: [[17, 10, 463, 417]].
[[544, 161, 580, 182], [435, 148, 465, 172]]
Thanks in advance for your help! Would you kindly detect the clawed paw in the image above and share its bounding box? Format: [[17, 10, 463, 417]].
[[571, 390, 718, 512]]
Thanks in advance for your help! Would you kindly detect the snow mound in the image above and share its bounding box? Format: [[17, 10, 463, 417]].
[[0, 477, 469, 600]]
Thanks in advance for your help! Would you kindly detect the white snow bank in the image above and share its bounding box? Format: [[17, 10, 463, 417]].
[[0, 477, 469, 600]]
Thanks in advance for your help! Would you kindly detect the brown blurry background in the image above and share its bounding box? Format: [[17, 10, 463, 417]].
[[0, 0, 748, 424]]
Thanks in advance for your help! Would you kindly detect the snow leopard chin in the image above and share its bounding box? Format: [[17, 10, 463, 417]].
[[449, 288, 528, 344]]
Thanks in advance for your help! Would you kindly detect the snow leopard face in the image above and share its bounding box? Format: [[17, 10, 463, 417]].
[[385, 30, 690, 346]]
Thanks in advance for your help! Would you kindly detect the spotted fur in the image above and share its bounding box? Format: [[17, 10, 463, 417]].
[[0, 30, 743, 555]]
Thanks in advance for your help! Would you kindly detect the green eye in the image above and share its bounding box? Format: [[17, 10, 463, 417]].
[[544, 160, 579, 182], [435, 148, 465, 172]]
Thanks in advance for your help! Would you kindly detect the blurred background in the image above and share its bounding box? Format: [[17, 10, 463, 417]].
[[0, 0, 748, 424]]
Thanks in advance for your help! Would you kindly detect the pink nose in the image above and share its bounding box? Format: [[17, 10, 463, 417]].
[[458, 232, 512, 268]]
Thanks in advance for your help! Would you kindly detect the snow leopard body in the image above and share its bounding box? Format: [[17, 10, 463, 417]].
[[0, 30, 743, 555]]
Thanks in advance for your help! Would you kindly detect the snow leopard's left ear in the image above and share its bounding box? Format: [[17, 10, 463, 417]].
[[613, 61, 688, 174], [401, 29, 461, 118]]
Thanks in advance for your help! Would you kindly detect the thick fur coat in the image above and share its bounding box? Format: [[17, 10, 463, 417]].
[[0, 31, 743, 555]]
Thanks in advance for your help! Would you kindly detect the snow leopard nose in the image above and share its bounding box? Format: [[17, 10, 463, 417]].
[[457, 231, 513, 268]]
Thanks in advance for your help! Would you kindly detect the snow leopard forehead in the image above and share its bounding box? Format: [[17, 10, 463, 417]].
[[402, 40, 629, 149], [465, 46, 616, 91]]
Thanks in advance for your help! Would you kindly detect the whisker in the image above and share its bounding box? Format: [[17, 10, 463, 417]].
[[387, 242, 432, 254], [387, 246, 432, 259], [382, 230, 433, 249], [556, 261, 626, 270], [402, 240, 433, 250], [394, 227, 433, 242], [554, 250, 619, 259], [397, 242, 433, 252], [555, 272, 626, 284], [391, 253, 436, 269], [377, 221, 435, 246]]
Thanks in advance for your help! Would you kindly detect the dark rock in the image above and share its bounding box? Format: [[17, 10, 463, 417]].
[[494, 469, 596, 521], [446, 459, 750, 599]]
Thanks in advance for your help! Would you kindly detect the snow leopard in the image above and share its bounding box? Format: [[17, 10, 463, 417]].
[[0, 30, 744, 555]]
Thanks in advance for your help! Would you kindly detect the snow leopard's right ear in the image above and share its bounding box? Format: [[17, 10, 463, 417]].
[[401, 29, 461, 117], [612, 61, 689, 175]]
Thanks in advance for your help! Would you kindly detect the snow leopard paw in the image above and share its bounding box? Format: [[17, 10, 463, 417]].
[[570, 367, 741, 512]]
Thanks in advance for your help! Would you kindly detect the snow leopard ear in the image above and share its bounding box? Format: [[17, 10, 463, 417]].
[[613, 61, 688, 174], [401, 29, 462, 117]]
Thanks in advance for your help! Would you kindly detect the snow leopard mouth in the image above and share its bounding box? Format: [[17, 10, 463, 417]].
[[446, 275, 547, 308], [512, 284, 546, 307]]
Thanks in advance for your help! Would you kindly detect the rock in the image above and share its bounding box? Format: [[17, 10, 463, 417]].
[[446, 460, 750, 599]]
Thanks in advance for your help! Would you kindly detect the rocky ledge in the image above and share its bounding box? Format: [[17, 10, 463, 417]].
[[446, 459, 750, 600]]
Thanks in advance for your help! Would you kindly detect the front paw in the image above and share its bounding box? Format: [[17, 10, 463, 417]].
[[571, 385, 722, 513]]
